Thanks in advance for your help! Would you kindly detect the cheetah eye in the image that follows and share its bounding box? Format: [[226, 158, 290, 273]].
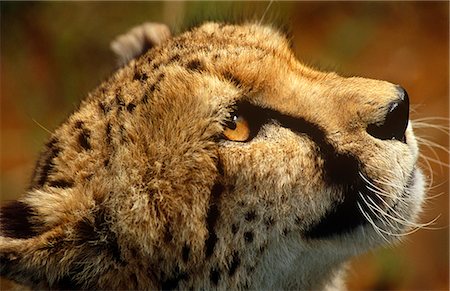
[[223, 113, 250, 142]]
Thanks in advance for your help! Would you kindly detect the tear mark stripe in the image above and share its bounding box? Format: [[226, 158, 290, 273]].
[[232, 101, 375, 238]]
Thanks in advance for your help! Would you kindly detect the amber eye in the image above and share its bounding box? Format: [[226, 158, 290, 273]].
[[223, 114, 250, 142]]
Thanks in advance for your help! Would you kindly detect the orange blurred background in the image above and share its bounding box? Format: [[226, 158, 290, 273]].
[[1, 2, 448, 290]]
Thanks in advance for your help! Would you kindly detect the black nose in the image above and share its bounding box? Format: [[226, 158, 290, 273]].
[[367, 86, 409, 143]]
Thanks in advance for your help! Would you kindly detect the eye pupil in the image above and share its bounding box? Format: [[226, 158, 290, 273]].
[[226, 115, 238, 130], [222, 112, 251, 142]]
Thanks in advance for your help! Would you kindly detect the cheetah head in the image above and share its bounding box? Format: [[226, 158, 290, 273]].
[[0, 22, 425, 289]]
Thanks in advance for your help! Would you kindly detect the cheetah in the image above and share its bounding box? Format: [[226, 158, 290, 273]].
[[0, 22, 425, 290]]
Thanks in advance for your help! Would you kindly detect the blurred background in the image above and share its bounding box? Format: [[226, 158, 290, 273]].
[[1, 2, 448, 290]]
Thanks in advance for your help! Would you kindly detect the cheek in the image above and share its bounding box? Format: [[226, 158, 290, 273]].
[[218, 137, 333, 227]]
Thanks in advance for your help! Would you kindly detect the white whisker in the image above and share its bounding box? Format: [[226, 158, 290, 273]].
[[420, 155, 449, 168], [412, 117, 450, 122], [259, 0, 274, 25], [416, 136, 450, 154], [357, 201, 390, 243]]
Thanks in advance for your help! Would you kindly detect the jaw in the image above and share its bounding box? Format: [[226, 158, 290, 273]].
[[251, 168, 425, 290], [332, 167, 426, 253]]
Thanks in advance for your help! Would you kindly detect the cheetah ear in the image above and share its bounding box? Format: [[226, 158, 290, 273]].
[[0, 200, 60, 288], [110, 22, 172, 66], [0, 199, 91, 289]]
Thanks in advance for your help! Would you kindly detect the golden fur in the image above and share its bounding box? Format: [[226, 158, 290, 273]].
[[0, 22, 425, 289]]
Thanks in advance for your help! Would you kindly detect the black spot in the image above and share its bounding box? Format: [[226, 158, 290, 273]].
[[152, 62, 161, 70], [143, 73, 165, 103], [174, 42, 185, 50], [149, 83, 157, 94], [105, 122, 112, 145], [106, 229, 125, 265], [36, 138, 60, 187], [119, 125, 128, 143], [99, 101, 110, 115], [244, 231, 253, 243], [142, 93, 150, 104], [204, 231, 218, 259], [231, 224, 239, 235], [264, 217, 274, 228], [51, 274, 83, 290], [204, 183, 224, 258], [216, 158, 225, 176], [74, 218, 98, 242], [182, 244, 190, 263], [48, 179, 74, 189], [161, 269, 188, 290], [164, 225, 173, 243], [78, 129, 91, 150], [245, 210, 256, 222], [282, 228, 290, 236], [186, 59, 204, 72], [161, 277, 179, 290], [258, 244, 267, 255], [228, 252, 240, 277], [127, 103, 136, 113], [158, 73, 165, 82], [0, 201, 41, 239], [168, 54, 181, 63], [115, 93, 126, 108], [210, 268, 220, 286], [130, 273, 139, 289], [133, 71, 140, 81], [223, 71, 242, 87], [133, 71, 148, 82], [104, 159, 110, 167], [74, 120, 84, 129]]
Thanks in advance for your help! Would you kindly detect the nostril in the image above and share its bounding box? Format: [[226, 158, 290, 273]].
[[367, 86, 410, 143]]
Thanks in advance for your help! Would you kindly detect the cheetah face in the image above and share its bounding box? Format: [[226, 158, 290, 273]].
[[219, 80, 424, 243], [0, 22, 425, 289]]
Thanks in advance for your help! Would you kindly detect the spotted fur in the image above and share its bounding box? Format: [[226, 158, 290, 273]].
[[0, 22, 425, 289]]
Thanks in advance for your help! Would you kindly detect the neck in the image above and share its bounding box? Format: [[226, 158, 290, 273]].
[[251, 234, 350, 290]]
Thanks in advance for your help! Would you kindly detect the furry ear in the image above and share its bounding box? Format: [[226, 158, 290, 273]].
[[0, 198, 121, 289], [1, 200, 53, 288], [0, 201, 42, 239], [110, 22, 172, 66], [0, 200, 74, 288]]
